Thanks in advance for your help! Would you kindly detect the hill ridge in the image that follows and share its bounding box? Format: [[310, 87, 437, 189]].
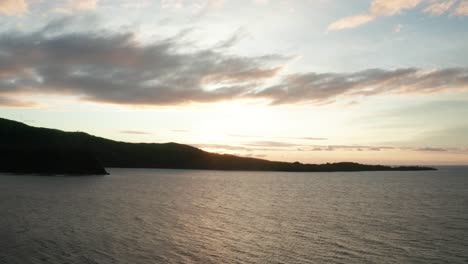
[[0, 117, 436, 173]]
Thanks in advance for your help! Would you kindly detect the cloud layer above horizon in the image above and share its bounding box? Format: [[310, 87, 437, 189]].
[[1, 18, 467, 107]]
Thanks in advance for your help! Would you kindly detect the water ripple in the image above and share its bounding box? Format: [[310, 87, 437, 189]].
[[1, 167, 467, 263]]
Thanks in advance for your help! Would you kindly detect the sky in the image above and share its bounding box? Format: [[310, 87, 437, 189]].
[[1, 0, 468, 165]]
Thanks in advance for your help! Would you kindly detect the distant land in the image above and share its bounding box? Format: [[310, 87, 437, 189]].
[[0, 117, 436, 175]]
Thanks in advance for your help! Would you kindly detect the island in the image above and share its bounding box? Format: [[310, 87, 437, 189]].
[[0, 117, 436, 175]]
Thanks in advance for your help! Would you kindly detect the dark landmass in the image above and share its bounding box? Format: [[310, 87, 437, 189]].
[[0, 147, 108, 175], [0, 117, 436, 174]]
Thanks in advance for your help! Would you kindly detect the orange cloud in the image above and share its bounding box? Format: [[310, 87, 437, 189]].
[[328, 0, 467, 30], [327, 14, 375, 30], [453, 0, 468, 15], [370, 0, 423, 16], [71, 0, 100, 10], [424, 0, 457, 15], [0, 0, 27, 15]]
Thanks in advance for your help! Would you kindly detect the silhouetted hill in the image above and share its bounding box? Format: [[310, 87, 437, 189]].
[[0, 118, 436, 173], [0, 146, 108, 175]]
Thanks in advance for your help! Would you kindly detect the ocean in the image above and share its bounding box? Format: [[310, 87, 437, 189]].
[[1, 167, 467, 263]]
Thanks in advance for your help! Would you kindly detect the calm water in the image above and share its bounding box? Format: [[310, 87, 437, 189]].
[[1, 167, 467, 264]]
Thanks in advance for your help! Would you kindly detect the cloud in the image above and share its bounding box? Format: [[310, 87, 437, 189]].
[[327, 14, 375, 30], [0, 0, 27, 15], [298, 137, 328, 141], [0, 96, 37, 107], [328, 0, 467, 30], [370, 0, 424, 16], [236, 141, 395, 151], [70, 0, 100, 11], [213, 28, 248, 50], [50, 0, 100, 14], [197, 141, 398, 152], [119, 130, 151, 135], [304, 145, 396, 152], [415, 147, 449, 151], [195, 142, 468, 155], [244, 141, 300, 147], [0, 19, 288, 107], [454, 0, 468, 15], [0, 19, 467, 107], [424, 0, 456, 15], [328, 0, 424, 30], [252, 68, 468, 105], [193, 144, 255, 152]]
